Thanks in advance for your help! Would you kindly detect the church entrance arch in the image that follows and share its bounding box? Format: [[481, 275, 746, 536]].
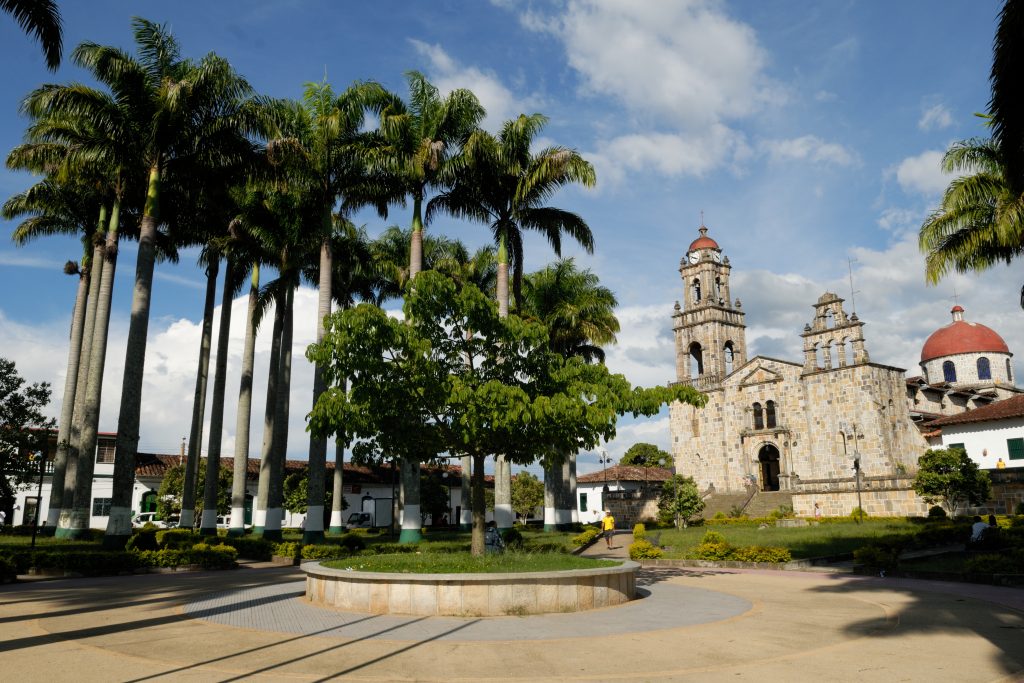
[[758, 444, 781, 491]]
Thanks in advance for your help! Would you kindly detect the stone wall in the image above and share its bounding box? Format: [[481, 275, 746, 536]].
[[607, 495, 660, 528], [791, 486, 929, 518]]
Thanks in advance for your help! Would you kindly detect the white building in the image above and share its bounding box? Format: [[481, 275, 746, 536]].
[[576, 465, 673, 525], [926, 394, 1024, 470]]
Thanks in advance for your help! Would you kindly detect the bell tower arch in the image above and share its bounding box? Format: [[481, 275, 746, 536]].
[[672, 224, 747, 388]]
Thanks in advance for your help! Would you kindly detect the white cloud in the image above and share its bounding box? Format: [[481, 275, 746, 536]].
[[409, 39, 541, 131], [0, 251, 65, 269], [891, 150, 953, 196], [759, 135, 858, 167], [877, 207, 923, 233], [918, 103, 953, 131]]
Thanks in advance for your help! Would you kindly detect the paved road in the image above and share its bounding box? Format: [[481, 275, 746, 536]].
[[1, 559, 1022, 681]]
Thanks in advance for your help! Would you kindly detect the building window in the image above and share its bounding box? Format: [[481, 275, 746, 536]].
[[92, 498, 112, 517], [942, 361, 957, 383], [724, 342, 735, 375], [692, 278, 701, 304], [1008, 438, 1024, 461], [977, 357, 991, 380], [96, 442, 116, 464], [579, 492, 588, 512], [753, 402, 764, 430], [948, 442, 966, 456], [766, 400, 777, 428], [1007, 359, 1013, 383], [689, 342, 704, 376]]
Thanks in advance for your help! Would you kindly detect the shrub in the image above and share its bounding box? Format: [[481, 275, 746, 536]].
[[700, 530, 727, 545], [927, 505, 947, 519], [571, 528, 600, 547], [272, 542, 301, 560], [301, 544, 348, 561], [629, 539, 663, 560], [135, 545, 237, 569], [126, 529, 158, 552], [0, 555, 17, 581], [632, 523, 647, 540], [713, 512, 726, 519], [689, 540, 734, 560], [965, 552, 1024, 575], [156, 528, 200, 550], [853, 537, 906, 571], [731, 546, 792, 563], [501, 528, 524, 550], [1015, 501, 1024, 516], [339, 534, 367, 552], [850, 507, 868, 522], [220, 536, 274, 561]]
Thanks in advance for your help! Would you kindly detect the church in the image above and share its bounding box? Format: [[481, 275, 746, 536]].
[[669, 225, 1020, 517]]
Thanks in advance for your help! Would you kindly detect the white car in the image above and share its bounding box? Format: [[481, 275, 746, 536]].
[[131, 512, 176, 528]]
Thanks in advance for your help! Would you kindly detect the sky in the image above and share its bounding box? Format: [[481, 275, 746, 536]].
[[0, 0, 1019, 478]]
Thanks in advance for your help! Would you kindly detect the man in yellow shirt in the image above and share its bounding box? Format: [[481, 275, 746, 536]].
[[602, 510, 615, 548], [996, 457, 1006, 469]]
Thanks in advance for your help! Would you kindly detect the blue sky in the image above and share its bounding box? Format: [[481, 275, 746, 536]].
[[0, 1, 1018, 474]]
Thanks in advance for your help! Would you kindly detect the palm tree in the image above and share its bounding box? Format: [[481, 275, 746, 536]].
[[2, 0, 61, 70], [428, 113, 597, 529], [53, 19, 261, 547], [991, 0, 1024, 196], [522, 259, 619, 530], [918, 137, 1024, 301]]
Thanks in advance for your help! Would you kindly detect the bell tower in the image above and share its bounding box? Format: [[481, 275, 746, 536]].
[[672, 224, 747, 388]]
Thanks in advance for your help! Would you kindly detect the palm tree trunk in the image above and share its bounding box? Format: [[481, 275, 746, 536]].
[[543, 456, 560, 532], [399, 459, 422, 543], [493, 234, 513, 530], [569, 452, 578, 524], [199, 260, 234, 535], [459, 455, 472, 531], [471, 453, 486, 556], [265, 285, 293, 541], [60, 235, 105, 523], [253, 290, 283, 537], [46, 245, 91, 527], [59, 200, 120, 539], [304, 231, 332, 544], [408, 193, 423, 280], [106, 165, 162, 548], [229, 264, 259, 537], [559, 454, 572, 530], [180, 257, 218, 529], [328, 428, 345, 534]]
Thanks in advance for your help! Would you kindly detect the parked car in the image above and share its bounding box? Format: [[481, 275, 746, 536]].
[[344, 512, 374, 530], [131, 512, 176, 529]]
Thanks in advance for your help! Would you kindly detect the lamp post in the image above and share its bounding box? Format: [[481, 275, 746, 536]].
[[598, 451, 613, 512], [30, 436, 49, 549], [844, 423, 864, 524]]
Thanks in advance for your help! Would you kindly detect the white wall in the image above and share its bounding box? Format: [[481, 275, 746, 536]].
[[939, 417, 1024, 469]]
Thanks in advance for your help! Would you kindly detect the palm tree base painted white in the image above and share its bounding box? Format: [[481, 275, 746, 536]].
[[399, 503, 422, 543], [459, 507, 472, 532], [495, 456, 513, 531], [179, 509, 195, 529], [107, 505, 132, 537], [56, 509, 87, 538], [199, 508, 218, 534], [303, 505, 325, 543], [228, 505, 246, 537], [329, 509, 345, 535], [255, 507, 283, 540]]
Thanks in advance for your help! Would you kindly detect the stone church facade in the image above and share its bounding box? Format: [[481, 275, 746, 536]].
[[669, 226, 943, 517]]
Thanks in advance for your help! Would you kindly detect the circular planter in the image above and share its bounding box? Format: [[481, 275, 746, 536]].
[[303, 560, 639, 617]]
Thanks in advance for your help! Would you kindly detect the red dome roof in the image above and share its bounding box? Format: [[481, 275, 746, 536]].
[[688, 225, 719, 252], [920, 307, 1009, 362]]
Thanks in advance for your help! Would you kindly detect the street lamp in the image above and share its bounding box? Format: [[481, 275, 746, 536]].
[[843, 423, 864, 524], [598, 451, 613, 494]]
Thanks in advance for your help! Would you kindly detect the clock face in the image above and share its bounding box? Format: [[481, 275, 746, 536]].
[[688, 251, 700, 264], [712, 251, 722, 263]]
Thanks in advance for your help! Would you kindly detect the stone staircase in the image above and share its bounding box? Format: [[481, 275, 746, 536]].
[[700, 490, 794, 519]]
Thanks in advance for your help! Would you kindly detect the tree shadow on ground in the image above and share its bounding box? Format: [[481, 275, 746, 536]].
[[807, 575, 1024, 678]]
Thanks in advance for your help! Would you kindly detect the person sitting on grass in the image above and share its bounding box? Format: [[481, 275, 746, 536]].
[[970, 515, 989, 543]]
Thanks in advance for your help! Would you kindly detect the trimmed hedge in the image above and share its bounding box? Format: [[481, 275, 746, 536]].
[[136, 544, 238, 569], [686, 530, 791, 563], [301, 544, 348, 561], [220, 536, 274, 560], [629, 539, 663, 559], [156, 529, 201, 549], [572, 528, 600, 547], [632, 523, 647, 540]]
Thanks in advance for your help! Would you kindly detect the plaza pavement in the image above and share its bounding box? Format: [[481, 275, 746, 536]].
[[0, 536, 1021, 682]]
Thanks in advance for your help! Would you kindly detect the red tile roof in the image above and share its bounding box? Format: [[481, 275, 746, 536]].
[[577, 464, 673, 484], [925, 394, 1024, 427]]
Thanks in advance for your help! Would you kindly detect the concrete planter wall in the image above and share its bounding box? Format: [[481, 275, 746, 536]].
[[303, 560, 638, 616]]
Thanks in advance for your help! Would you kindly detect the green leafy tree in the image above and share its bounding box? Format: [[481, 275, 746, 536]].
[[913, 448, 992, 516], [157, 462, 232, 522], [621, 442, 674, 468], [283, 470, 343, 516], [0, 358, 55, 507], [308, 271, 706, 554], [658, 475, 704, 528], [511, 471, 544, 523], [419, 473, 450, 525]]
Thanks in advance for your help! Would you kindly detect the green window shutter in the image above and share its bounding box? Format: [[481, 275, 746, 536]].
[[1007, 438, 1024, 461], [948, 442, 966, 455], [579, 492, 588, 512]]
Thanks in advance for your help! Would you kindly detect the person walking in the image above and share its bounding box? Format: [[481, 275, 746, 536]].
[[602, 510, 615, 548]]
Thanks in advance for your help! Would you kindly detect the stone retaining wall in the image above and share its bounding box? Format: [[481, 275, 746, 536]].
[[303, 560, 638, 616]]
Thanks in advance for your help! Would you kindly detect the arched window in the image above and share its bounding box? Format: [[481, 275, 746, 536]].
[[838, 337, 851, 367], [977, 357, 991, 380], [715, 277, 723, 304], [724, 342, 735, 375], [752, 402, 764, 430], [943, 360, 957, 383], [814, 343, 824, 369], [689, 342, 704, 377], [825, 309, 835, 329], [692, 278, 701, 304], [765, 400, 777, 428]]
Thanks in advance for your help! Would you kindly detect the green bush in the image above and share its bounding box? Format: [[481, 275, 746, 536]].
[[571, 528, 600, 547], [927, 505, 947, 519], [301, 544, 348, 561], [126, 529, 158, 552], [850, 507, 868, 522], [965, 551, 1024, 574], [853, 537, 906, 571], [135, 544, 237, 569], [713, 511, 726, 519], [688, 539, 734, 560], [0, 555, 17, 581], [272, 542, 301, 560], [501, 528, 524, 550], [156, 528, 200, 549], [1015, 501, 1024, 516], [632, 523, 647, 540], [14, 550, 146, 576], [339, 534, 367, 552], [731, 546, 792, 563], [629, 539, 663, 560], [220, 536, 274, 560]]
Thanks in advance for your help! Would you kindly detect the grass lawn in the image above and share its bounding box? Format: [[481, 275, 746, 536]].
[[306, 527, 579, 554], [655, 519, 924, 559], [321, 552, 618, 573]]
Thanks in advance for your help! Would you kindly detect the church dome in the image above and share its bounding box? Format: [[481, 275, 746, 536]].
[[688, 225, 719, 252], [920, 306, 1010, 363]]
